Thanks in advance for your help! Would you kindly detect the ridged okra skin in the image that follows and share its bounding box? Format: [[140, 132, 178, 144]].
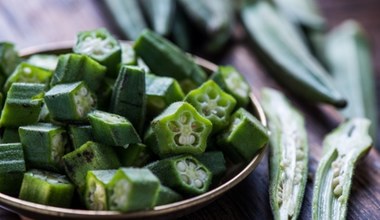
[[155, 185, 183, 206], [115, 143, 153, 167], [185, 80, 237, 133], [141, 0, 175, 36], [0, 42, 20, 77], [133, 30, 207, 90], [4, 62, 52, 92], [0, 143, 26, 195], [146, 155, 212, 195], [19, 123, 68, 172], [62, 141, 120, 192], [88, 110, 141, 147], [211, 66, 251, 107], [96, 77, 115, 111], [74, 28, 121, 78], [50, 53, 106, 91], [19, 169, 75, 208], [27, 54, 59, 71], [218, 108, 269, 162], [84, 169, 116, 210], [194, 151, 226, 183], [107, 168, 160, 212], [44, 81, 96, 122], [145, 102, 212, 158], [0, 128, 20, 143], [69, 125, 94, 149], [0, 83, 45, 127]]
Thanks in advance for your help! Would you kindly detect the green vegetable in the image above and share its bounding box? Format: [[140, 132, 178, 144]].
[[27, 54, 59, 71], [120, 43, 136, 65], [194, 151, 226, 183], [171, 11, 192, 51], [115, 143, 152, 167], [312, 118, 372, 220], [261, 88, 308, 220], [141, 0, 175, 36], [0, 128, 20, 143], [84, 169, 116, 210], [0, 42, 20, 77], [155, 185, 183, 206], [96, 77, 115, 111], [69, 125, 94, 149]]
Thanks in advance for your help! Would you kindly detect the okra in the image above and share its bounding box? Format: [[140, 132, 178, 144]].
[[84, 169, 116, 210], [171, 10, 192, 51], [0, 83, 45, 127], [194, 151, 226, 183], [44, 81, 96, 122], [145, 74, 185, 118], [19, 169, 74, 208], [0, 143, 26, 195], [62, 141, 120, 192], [211, 66, 251, 107], [146, 155, 212, 195], [50, 53, 106, 91], [88, 110, 141, 147], [155, 185, 183, 206], [312, 118, 372, 220], [141, 0, 175, 36], [185, 80, 237, 133], [74, 28, 121, 77], [0, 128, 20, 143], [38, 104, 51, 122], [4, 62, 52, 92], [217, 108, 269, 162], [145, 101, 212, 158], [0, 42, 20, 77], [261, 88, 308, 220], [69, 125, 94, 149], [27, 54, 59, 71], [121, 42, 136, 65], [110, 65, 146, 133], [325, 20, 378, 145], [19, 123, 68, 172], [115, 143, 153, 167], [240, 2, 346, 107], [96, 77, 115, 111], [107, 168, 160, 212], [133, 30, 207, 91]]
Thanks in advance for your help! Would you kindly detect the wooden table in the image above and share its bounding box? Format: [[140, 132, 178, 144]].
[[1, 0, 380, 219]]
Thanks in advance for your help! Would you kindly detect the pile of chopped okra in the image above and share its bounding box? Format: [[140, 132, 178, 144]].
[[0, 28, 269, 212]]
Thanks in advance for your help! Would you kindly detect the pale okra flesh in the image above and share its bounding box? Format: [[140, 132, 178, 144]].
[[261, 88, 308, 220], [27, 54, 59, 71], [312, 118, 372, 220], [84, 170, 116, 210]]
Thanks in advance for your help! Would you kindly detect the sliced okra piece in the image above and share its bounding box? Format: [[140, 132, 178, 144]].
[[146, 155, 212, 195], [44, 81, 96, 122], [19, 123, 68, 172], [27, 54, 59, 71], [50, 53, 106, 91], [4, 62, 52, 92], [145, 73, 185, 118], [121, 42, 136, 65], [145, 101, 212, 158], [62, 141, 120, 192], [194, 151, 226, 183], [69, 125, 94, 149], [312, 118, 372, 220], [107, 168, 160, 212], [0, 83, 45, 127], [155, 185, 183, 206], [0, 42, 20, 77], [74, 28, 121, 78], [261, 88, 308, 220], [0, 128, 20, 143], [84, 169, 116, 210], [38, 103, 51, 122], [19, 169, 74, 208], [185, 80, 236, 133], [96, 77, 115, 111], [88, 110, 141, 147], [0, 143, 26, 195], [217, 108, 269, 162], [110, 65, 146, 133], [211, 66, 251, 107], [115, 143, 153, 167]]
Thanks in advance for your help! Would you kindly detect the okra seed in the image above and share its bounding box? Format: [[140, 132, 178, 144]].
[[197, 169, 207, 180], [332, 177, 340, 188], [168, 121, 181, 132], [178, 134, 195, 145], [177, 161, 187, 172], [194, 179, 203, 188], [296, 151, 304, 160], [333, 185, 343, 196], [110, 180, 130, 208], [181, 174, 191, 184], [333, 167, 340, 177], [186, 160, 197, 169]]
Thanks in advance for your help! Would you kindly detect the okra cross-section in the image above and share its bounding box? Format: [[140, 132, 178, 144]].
[[145, 101, 212, 158], [85, 169, 116, 210], [185, 80, 236, 133], [88, 110, 141, 147], [19, 169, 75, 208], [217, 108, 269, 162], [146, 155, 212, 195], [107, 168, 160, 212], [44, 81, 96, 122], [19, 123, 68, 172]]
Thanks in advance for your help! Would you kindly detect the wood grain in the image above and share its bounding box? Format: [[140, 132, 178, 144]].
[[0, 0, 380, 219]]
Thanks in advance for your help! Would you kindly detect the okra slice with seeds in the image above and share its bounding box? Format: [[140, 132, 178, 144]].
[[69, 125, 94, 149], [261, 88, 308, 220], [88, 110, 141, 147], [146, 155, 212, 195], [0, 42, 20, 77], [19, 123, 68, 172], [121, 42, 136, 65], [115, 143, 153, 167], [194, 151, 226, 183], [145, 101, 212, 158], [217, 108, 269, 162], [185, 80, 236, 133], [0, 83, 45, 127], [0, 128, 20, 143], [84, 169, 116, 210], [44, 81, 96, 122], [27, 54, 59, 71], [155, 185, 183, 206], [312, 118, 372, 220], [19, 169, 74, 208], [0, 143, 26, 195], [107, 168, 160, 212], [74, 28, 121, 78]]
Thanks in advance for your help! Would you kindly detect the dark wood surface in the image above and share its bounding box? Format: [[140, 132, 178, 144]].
[[1, 0, 380, 219]]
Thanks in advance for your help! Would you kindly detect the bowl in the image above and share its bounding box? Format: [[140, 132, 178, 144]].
[[0, 41, 267, 219]]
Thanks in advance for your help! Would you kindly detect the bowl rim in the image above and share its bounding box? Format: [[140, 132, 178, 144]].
[[0, 41, 268, 219]]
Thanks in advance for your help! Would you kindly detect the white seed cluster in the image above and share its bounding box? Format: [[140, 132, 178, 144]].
[[88, 182, 106, 210], [331, 158, 345, 202], [196, 88, 229, 120], [78, 34, 114, 58], [74, 87, 95, 117], [110, 180, 131, 209], [176, 159, 208, 189], [30, 170, 69, 184], [225, 71, 249, 99], [51, 132, 67, 163]]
